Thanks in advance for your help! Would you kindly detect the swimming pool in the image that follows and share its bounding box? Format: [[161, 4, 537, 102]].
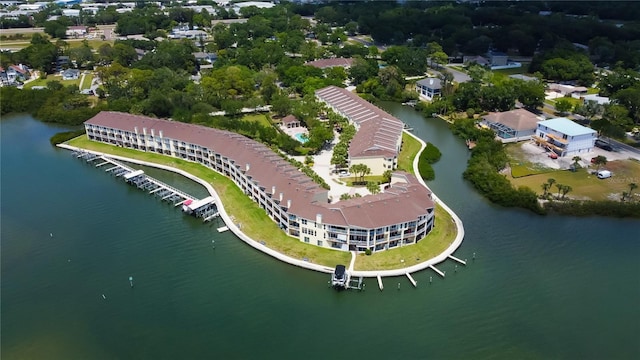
[[294, 133, 309, 144]]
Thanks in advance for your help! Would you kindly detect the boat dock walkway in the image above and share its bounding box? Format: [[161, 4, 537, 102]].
[[448, 255, 467, 265], [73, 150, 219, 222]]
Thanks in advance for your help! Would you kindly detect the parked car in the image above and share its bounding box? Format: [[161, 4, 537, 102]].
[[597, 170, 612, 179], [595, 139, 614, 151]]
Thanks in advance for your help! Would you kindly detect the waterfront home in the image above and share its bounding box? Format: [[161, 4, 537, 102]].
[[533, 117, 597, 157], [0, 64, 31, 86], [84, 112, 435, 253], [415, 78, 442, 100], [480, 108, 543, 143], [315, 86, 404, 176]]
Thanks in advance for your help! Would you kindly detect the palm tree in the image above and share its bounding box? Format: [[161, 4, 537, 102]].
[[382, 170, 393, 185], [571, 156, 581, 171], [621, 191, 629, 202], [547, 178, 556, 192], [628, 183, 638, 200], [560, 185, 572, 200], [555, 183, 563, 199], [541, 182, 550, 197]]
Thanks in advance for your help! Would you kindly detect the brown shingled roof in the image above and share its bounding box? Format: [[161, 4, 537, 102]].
[[305, 58, 354, 69], [482, 108, 541, 131], [315, 86, 403, 159], [85, 112, 434, 230]]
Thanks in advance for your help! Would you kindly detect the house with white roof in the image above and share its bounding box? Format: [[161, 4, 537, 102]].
[[533, 117, 597, 157]]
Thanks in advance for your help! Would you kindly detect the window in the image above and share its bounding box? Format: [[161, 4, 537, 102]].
[[317, 240, 323, 246], [304, 237, 309, 243]]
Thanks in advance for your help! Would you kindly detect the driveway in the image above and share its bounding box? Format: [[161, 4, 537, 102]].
[[442, 65, 471, 83], [516, 141, 639, 171], [291, 132, 371, 202]]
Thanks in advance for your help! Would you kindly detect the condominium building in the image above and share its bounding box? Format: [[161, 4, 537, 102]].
[[315, 86, 404, 175], [84, 112, 435, 253]]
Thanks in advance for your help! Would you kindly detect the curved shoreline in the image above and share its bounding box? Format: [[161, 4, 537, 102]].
[[59, 137, 464, 278]]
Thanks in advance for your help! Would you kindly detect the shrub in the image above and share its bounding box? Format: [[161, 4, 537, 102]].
[[50, 129, 86, 145]]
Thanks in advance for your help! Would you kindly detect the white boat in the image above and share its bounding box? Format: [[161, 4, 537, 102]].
[[331, 265, 348, 289]]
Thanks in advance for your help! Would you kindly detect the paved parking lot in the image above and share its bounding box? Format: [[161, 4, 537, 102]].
[[517, 141, 639, 170]]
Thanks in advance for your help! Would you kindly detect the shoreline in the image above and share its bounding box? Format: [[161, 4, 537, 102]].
[[58, 137, 465, 278]]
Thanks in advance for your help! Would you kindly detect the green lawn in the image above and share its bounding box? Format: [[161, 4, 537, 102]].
[[67, 39, 114, 49], [398, 132, 421, 172], [24, 76, 80, 89], [66, 131, 459, 271], [80, 73, 94, 90], [240, 113, 272, 127], [509, 160, 640, 201], [492, 62, 531, 75]]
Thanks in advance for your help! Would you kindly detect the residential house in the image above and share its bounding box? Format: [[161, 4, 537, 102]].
[[533, 117, 597, 157], [315, 86, 403, 176], [415, 78, 442, 100], [0, 64, 31, 86], [305, 58, 354, 69], [62, 68, 80, 80], [281, 115, 301, 128], [193, 52, 217, 64], [487, 51, 508, 67], [547, 83, 588, 97], [66, 25, 87, 37], [56, 56, 70, 72], [581, 94, 610, 105], [84, 111, 435, 253], [480, 108, 542, 143], [463, 55, 490, 67]]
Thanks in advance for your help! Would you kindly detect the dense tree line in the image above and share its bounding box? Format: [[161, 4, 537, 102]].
[[544, 200, 640, 218], [301, 2, 640, 69], [451, 118, 544, 214], [417, 142, 441, 181], [1, 84, 104, 125]]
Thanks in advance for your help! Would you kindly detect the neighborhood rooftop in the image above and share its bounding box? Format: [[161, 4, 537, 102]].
[[305, 58, 354, 69], [483, 108, 541, 131], [416, 78, 442, 89], [538, 117, 597, 137], [315, 86, 404, 159]]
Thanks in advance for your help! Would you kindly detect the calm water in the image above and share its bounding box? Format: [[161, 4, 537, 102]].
[[1, 112, 639, 359]]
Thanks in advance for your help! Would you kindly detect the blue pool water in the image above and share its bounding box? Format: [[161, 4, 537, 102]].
[[294, 132, 308, 143]]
